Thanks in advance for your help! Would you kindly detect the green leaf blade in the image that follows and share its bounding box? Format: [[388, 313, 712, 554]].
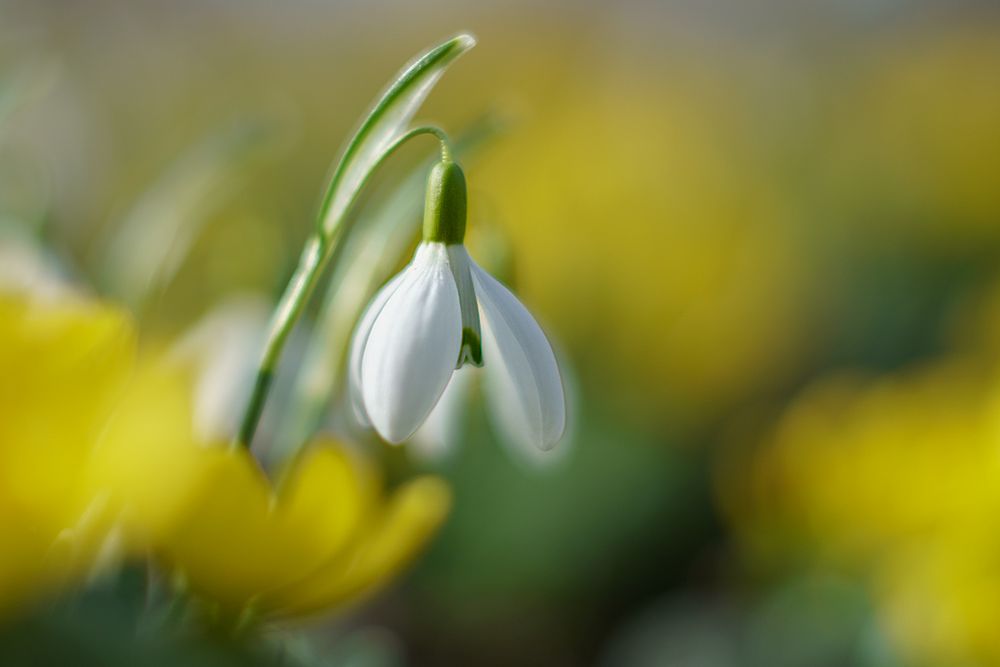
[[317, 33, 476, 237]]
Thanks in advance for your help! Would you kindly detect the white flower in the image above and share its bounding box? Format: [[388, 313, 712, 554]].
[[349, 240, 566, 450], [412, 360, 576, 470]]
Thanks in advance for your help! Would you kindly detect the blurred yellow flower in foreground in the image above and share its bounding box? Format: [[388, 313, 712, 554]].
[[153, 441, 451, 619], [0, 291, 451, 623], [727, 354, 1000, 665], [0, 292, 137, 614]]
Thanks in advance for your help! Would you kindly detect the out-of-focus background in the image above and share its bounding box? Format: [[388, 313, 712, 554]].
[[3, 0, 1000, 665]]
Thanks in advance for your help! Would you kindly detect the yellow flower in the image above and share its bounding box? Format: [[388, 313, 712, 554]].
[[876, 533, 1000, 667], [0, 292, 136, 613], [731, 363, 999, 564], [0, 291, 451, 622], [726, 349, 1000, 665], [147, 441, 451, 619]]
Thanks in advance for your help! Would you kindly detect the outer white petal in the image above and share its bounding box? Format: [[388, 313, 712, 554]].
[[497, 340, 578, 469], [472, 261, 566, 451], [361, 243, 462, 443], [347, 270, 408, 427]]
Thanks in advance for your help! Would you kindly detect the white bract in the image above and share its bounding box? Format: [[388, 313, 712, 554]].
[[349, 239, 566, 451]]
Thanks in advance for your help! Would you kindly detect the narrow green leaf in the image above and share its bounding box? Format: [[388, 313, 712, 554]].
[[316, 33, 476, 238]]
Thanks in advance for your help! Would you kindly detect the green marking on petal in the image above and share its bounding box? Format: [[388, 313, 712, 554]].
[[459, 326, 484, 368]]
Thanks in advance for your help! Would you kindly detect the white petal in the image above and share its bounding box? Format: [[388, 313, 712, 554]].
[[361, 243, 462, 443], [496, 342, 577, 470], [472, 261, 566, 451], [347, 270, 408, 427]]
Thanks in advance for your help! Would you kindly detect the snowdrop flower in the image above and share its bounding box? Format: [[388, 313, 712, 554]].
[[349, 157, 566, 450]]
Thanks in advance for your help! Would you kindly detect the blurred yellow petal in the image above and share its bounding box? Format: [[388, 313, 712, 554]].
[[0, 295, 135, 522], [85, 359, 206, 547], [274, 442, 378, 563], [268, 476, 451, 618], [735, 361, 1000, 567], [876, 535, 1000, 667], [730, 330, 1000, 665], [159, 442, 377, 610], [0, 293, 137, 613]]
